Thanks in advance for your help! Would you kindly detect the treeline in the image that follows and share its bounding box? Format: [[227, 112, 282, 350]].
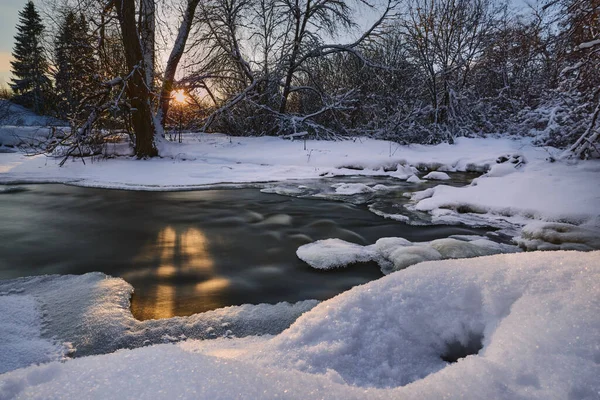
[[9, 0, 600, 159]]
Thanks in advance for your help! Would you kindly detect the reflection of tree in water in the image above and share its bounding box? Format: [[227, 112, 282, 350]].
[[127, 226, 230, 320]]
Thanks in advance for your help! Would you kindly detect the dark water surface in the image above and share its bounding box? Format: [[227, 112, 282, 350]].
[[0, 180, 491, 320]]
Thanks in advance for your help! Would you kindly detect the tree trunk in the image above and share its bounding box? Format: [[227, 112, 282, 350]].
[[139, 0, 156, 89], [158, 0, 200, 127], [115, 0, 158, 158]]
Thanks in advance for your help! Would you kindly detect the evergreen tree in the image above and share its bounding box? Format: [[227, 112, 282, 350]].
[[54, 11, 97, 121], [10, 1, 52, 114]]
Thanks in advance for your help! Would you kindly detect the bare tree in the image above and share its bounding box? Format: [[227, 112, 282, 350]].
[[399, 0, 493, 138]]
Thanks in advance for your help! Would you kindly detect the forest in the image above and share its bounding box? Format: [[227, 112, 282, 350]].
[[5, 0, 600, 160]]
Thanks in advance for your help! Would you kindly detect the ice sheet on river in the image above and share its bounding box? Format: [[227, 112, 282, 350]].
[[1, 251, 598, 400], [0, 273, 318, 372]]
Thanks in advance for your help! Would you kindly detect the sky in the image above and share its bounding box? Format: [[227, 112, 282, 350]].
[[0, 2, 22, 87]]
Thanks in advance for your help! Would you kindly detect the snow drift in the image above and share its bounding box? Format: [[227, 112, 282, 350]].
[[0, 251, 598, 400]]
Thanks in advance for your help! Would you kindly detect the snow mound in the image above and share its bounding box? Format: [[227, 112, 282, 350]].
[[406, 175, 423, 183], [296, 236, 520, 274], [422, 171, 450, 180], [332, 183, 375, 195], [2, 252, 598, 399], [259, 251, 600, 392], [515, 221, 600, 251], [296, 239, 376, 269], [485, 162, 520, 178], [390, 164, 419, 180]]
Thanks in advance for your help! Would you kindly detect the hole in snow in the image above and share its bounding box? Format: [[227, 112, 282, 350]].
[[440, 332, 483, 363]]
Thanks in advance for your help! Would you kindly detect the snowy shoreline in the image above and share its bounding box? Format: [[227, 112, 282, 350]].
[[2, 133, 599, 229]]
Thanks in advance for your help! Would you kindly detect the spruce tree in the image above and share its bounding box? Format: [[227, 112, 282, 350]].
[[10, 1, 52, 114], [54, 11, 97, 121]]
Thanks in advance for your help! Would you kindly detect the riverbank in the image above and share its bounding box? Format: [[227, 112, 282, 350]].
[[1, 133, 599, 232]]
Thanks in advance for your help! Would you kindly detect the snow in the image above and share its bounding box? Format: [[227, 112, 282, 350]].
[[0, 134, 527, 189], [576, 39, 600, 50], [296, 238, 377, 269], [1, 251, 598, 399], [0, 100, 65, 127], [411, 158, 600, 228], [406, 174, 423, 183], [332, 182, 375, 195], [422, 171, 450, 180], [296, 236, 520, 274], [1, 127, 600, 397], [0, 273, 318, 371], [0, 294, 67, 374], [514, 221, 600, 251]]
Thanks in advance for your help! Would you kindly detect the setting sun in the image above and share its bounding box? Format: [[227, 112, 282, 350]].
[[171, 89, 187, 104]]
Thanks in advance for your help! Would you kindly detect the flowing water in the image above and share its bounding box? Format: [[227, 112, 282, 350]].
[[0, 175, 494, 320]]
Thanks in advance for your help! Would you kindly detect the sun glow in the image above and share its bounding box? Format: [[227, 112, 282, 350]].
[[171, 89, 188, 104]]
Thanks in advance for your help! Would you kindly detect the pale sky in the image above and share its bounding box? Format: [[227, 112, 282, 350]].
[[0, 1, 22, 88]]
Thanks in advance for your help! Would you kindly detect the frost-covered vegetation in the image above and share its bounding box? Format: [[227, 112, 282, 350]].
[[3, 0, 599, 159]]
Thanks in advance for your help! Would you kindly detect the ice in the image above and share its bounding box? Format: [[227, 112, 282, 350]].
[[296, 236, 521, 274], [332, 183, 375, 195], [422, 171, 450, 180], [2, 251, 598, 399], [515, 221, 600, 251], [390, 164, 419, 180], [387, 245, 442, 271], [0, 273, 318, 372], [295, 238, 376, 269], [366, 204, 410, 222]]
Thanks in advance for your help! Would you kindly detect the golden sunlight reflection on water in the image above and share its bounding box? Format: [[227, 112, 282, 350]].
[[128, 226, 230, 319]]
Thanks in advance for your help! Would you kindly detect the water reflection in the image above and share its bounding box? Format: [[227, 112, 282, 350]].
[[128, 226, 228, 320], [0, 183, 493, 321]]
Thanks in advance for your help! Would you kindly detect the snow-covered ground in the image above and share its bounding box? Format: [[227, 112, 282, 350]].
[[1, 251, 598, 399]]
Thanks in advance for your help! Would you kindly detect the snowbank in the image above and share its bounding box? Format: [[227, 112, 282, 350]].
[[0, 135, 533, 190], [1, 251, 598, 399], [297, 236, 520, 274], [410, 157, 600, 228]]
